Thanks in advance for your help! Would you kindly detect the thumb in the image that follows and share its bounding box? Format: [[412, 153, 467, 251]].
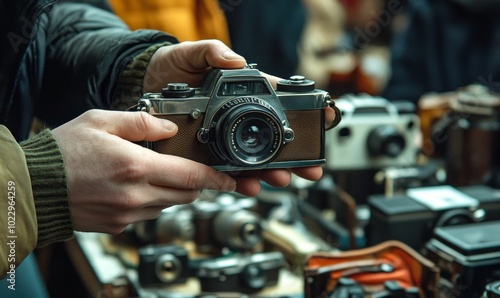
[[95, 110, 178, 142], [185, 39, 247, 70]]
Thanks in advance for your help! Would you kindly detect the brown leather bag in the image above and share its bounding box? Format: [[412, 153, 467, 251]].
[[303, 240, 440, 297]]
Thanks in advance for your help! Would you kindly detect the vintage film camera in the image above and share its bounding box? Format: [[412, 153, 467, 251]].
[[196, 251, 285, 294], [325, 94, 420, 171], [423, 221, 500, 298], [367, 185, 500, 251], [135, 64, 340, 171], [191, 194, 263, 254], [137, 244, 190, 287], [133, 205, 194, 245]]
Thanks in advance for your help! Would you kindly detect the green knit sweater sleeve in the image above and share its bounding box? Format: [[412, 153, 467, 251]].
[[112, 42, 173, 111], [20, 129, 73, 248]]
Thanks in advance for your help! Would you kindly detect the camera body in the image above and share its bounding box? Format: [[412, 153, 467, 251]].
[[325, 94, 420, 170], [133, 205, 194, 245], [327, 278, 420, 298], [423, 221, 500, 298], [137, 244, 190, 287], [196, 251, 285, 293], [137, 65, 333, 171], [192, 194, 263, 254], [367, 185, 500, 251]]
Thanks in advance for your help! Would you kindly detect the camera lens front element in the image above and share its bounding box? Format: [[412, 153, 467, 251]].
[[155, 254, 181, 283], [213, 209, 263, 250], [241, 124, 264, 148], [232, 114, 278, 158], [367, 125, 406, 158], [242, 264, 266, 290], [210, 97, 286, 167]]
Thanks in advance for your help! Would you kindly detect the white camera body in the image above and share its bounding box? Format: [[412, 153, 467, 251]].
[[325, 94, 420, 171]]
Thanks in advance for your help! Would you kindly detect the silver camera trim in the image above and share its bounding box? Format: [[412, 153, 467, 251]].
[[154, 253, 182, 283]]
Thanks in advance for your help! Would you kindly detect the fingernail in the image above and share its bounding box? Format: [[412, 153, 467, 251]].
[[224, 177, 237, 192], [222, 50, 245, 62], [161, 119, 177, 132]]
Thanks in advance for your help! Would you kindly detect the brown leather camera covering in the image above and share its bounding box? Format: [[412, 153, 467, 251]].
[[152, 110, 324, 167]]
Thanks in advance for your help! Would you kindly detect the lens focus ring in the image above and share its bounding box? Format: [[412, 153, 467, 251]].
[[210, 97, 285, 167]]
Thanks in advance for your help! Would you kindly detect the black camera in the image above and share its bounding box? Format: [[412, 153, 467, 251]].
[[367, 185, 500, 251], [137, 244, 190, 287], [423, 221, 500, 298], [328, 278, 420, 298], [135, 64, 340, 171], [196, 251, 285, 294], [133, 205, 194, 245], [191, 194, 263, 254]]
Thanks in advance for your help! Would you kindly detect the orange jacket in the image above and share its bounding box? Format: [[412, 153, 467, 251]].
[[109, 0, 231, 46]]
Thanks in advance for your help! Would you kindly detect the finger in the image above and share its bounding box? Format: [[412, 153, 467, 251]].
[[260, 71, 284, 89], [291, 166, 323, 181], [182, 39, 247, 70], [233, 177, 263, 197], [263, 170, 293, 187], [325, 106, 335, 125], [146, 154, 237, 192], [82, 110, 178, 142], [143, 186, 201, 207], [122, 183, 202, 208], [229, 169, 292, 186]]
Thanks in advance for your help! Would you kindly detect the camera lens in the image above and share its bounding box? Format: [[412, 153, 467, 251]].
[[367, 125, 406, 158], [242, 264, 266, 290], [211, 98, 284, 167], [485, 281, 500, 298], [241, 124, 264, 148], [226, 109, 281, 165], [213, 209, 263, 250], [233, 114, 277, 157], [155, 254, 181, 283]]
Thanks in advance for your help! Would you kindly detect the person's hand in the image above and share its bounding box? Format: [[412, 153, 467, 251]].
[[52, 109, 239, 234], [144, 39, 247, 92], [143, 39, 337, 194]]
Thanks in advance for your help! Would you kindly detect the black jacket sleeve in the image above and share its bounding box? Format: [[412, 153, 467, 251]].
[[37, 2, 177, 126]]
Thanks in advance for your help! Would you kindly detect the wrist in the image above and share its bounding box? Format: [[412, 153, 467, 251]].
[[112, 42, 173, 110]]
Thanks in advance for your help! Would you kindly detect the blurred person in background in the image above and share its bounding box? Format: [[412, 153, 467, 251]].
[[382, 0, 500, 104], [108, 0, 231, 45]]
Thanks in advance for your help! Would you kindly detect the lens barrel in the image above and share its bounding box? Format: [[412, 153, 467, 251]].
[[211, 97, 284, 167]]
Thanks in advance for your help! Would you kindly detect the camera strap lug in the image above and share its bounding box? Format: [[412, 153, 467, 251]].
[[127, 99, 152, 113]]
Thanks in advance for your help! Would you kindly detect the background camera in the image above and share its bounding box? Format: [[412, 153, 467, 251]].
[[137, 245, 190, 287], [192, 194, 263, 254]]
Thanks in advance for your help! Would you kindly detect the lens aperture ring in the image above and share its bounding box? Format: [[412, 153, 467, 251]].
[[210, 97, 285, 167]]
